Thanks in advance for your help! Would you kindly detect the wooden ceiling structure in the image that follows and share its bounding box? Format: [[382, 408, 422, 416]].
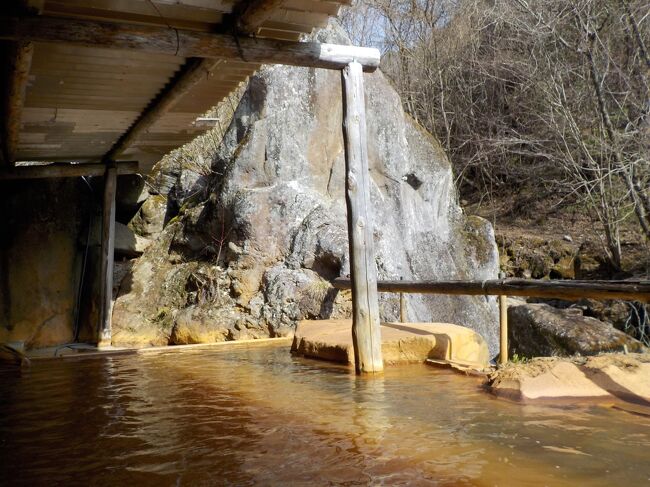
[[0, 0, 385, 374], [0, 0, 361, 171]]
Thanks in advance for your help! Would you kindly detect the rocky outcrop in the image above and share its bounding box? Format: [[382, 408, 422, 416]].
[[115, 222, 151, 258], [113, 24, 499, 352], [508, 303, 646, 358]]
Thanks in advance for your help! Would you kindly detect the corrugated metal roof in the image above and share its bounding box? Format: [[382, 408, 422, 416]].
[[9, 0, 349, 169]]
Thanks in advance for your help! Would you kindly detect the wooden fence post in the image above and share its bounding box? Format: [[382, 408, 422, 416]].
[[341, 61, 383, 374], [98, 162, 116, 347], [399, 277, 407, 323], [498, 272, 508, 365]]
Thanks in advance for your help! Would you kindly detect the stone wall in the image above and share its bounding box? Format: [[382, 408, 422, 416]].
[[0, 179, 93, 348]]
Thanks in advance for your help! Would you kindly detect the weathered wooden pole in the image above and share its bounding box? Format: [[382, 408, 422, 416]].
[[399, 277, 407, 323], [341, 61, 383, 374], [499, 294, 508, 365], [98, 162, 117, 348], [498, 271, 508, 365]]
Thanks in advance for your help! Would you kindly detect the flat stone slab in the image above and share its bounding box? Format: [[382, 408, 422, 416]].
[[488, 354, 650, 405], [291, 319, 490, 368]]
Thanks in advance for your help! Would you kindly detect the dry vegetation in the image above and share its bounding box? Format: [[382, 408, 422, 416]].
[[342, 0, 650, 273]]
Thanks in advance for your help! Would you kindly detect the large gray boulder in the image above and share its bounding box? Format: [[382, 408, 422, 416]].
[[508, 303, 646, 358], [113, 24, 500, 353]]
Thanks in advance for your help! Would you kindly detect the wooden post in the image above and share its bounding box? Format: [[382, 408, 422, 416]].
[[342, 61, 383, 374], [499, 294, 508, 365], [98, 162, 117, 348], [498, 272, 508, 365], [399, 278, 407, 322]]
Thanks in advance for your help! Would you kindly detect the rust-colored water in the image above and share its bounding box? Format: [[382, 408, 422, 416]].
[[1, 343, 649, 486]]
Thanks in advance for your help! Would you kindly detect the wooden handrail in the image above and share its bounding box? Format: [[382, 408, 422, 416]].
[[332, 278, 650, 303]]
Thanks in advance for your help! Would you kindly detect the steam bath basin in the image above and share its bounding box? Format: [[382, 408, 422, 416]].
[[1, 341, 649, 486]]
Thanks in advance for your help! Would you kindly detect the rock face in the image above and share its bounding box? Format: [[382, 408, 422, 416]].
[[113, 24, 500, 352], [508, 303, 646, 358]]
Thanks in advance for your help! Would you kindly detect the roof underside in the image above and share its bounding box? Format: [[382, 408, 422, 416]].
[[3, 0, 349, 169]]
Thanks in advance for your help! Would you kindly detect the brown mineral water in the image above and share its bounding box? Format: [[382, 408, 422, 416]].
[[1, 342, 649, 486]]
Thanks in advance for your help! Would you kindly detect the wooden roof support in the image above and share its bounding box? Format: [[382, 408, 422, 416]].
[[104, 58, 222, 161], [1, 41, 33, 166], [103, 0, 339, 161], [98, 162, 117, 348], [0, 15, 381, 72], [236, 0, 286, 34], [0, 161, 138, 179], [341, 61, 383, 374], [0, 1, 43, 166]]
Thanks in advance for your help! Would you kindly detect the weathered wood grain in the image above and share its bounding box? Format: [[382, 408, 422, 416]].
[[333, 278, 650, 303], [2, 41, 33, 165], [341, 61, 383, 374], [237, 0, 286, 34], [499, 294, 508, 364], [98, 163, 117, 347], [0, 161, 138, 179], [0, 15, 381, 71]]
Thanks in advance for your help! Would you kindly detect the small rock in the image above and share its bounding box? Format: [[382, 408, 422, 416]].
[[563, 235, 573, 242]]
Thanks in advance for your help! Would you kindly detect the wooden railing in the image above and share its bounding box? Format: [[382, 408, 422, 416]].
[[332, 277, 650, 365]]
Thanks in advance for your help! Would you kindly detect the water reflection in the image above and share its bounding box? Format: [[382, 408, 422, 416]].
[[1, 344, 649, 486]]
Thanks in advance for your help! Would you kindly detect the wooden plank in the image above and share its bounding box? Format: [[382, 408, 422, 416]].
[[98, 162, 117, 347], [2, 41, 33, 165], [0, 15, 381, 72], [341, 61, 383, 374], [43, 4, 225, 32], [332, 278, 650, 303], [0, 161, 138, 179]]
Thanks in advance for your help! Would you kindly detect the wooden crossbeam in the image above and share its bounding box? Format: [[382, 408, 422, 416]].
[[0, 161, 139, 179], [0, 15, 381, 72], [333, 278, 650, 303]]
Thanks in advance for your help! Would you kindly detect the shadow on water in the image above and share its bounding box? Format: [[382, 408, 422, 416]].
[[0, 355, 262, 486]]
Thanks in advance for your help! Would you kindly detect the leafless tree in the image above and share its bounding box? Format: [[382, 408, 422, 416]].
[[343, 0, 650, 269]]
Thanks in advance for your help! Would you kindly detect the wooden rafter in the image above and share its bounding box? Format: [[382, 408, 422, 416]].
[[236, 0, 286, 34], [96, 0, 374, 162], [1, 41, 33, 166], [103, 57, 223, 162]]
